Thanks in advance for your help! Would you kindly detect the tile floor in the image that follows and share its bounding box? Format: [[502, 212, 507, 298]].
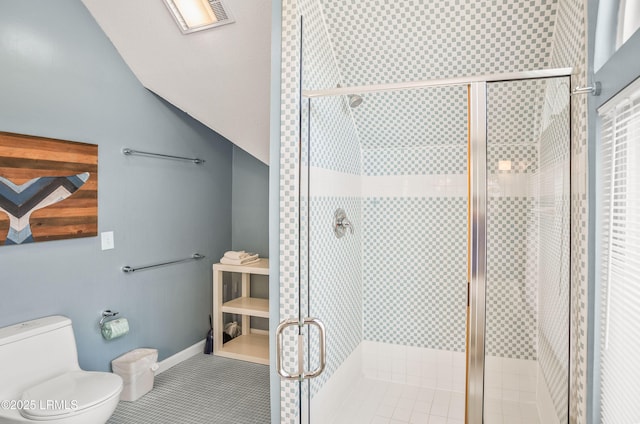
[[483, 397, 541, 424], [483, 356, 542, 424], [327, 377, 465, 424], [325, 376, 541, 424], [107, 354, 270, 424]]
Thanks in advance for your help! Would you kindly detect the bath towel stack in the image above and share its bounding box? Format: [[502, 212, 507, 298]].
[[220, 250, 260, 266]]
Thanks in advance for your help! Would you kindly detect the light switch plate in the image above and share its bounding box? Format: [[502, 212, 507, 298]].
[[101, 231, 114, 250]]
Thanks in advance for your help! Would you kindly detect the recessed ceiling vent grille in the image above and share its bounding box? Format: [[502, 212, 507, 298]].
[[163, 0, 235, 34], [208, 1, 229, 21]]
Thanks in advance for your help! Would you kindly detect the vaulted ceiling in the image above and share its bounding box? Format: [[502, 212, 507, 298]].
[[81, 0, 272, 164]]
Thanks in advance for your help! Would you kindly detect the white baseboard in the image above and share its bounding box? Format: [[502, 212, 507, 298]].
[[155, 339, 205, 375]]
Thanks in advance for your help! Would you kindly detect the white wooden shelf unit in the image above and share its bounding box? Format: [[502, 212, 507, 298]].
[[212, 258, 269, 365]]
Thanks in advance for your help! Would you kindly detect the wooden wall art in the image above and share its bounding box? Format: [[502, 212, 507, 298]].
[[0, 132, 98, 245]]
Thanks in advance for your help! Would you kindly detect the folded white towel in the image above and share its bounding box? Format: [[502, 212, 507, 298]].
[[220, 254, 259, 266], [224, 250, 248, 260], [220, 257, 260, 266]]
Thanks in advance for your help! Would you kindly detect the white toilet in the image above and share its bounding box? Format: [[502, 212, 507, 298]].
[[0, 316, 123, 424]]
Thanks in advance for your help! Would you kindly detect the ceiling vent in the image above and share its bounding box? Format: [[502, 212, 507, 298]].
[[163, 0, 234, 34]]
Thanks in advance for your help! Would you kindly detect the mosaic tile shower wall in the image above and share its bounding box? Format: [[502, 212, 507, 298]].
[[308, 197, 362, 397], [485, 197, 538, 360], [320, 0, 559, 85], [358, 89, 469, 355], [359, 85, 468, 176], [363, 145, 468, 176], [487, 80, 548, 145], [362, 197, 468, 351], [353, 86, 468, 151], [308, 97, 360, 174], [300, 0, 361, 175]]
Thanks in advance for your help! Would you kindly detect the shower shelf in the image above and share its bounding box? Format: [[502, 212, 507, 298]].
[[212, 258, 269, 365]]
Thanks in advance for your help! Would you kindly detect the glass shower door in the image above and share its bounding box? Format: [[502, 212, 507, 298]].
[[483, 77, 571, 424], [302, 85, 470, 423]]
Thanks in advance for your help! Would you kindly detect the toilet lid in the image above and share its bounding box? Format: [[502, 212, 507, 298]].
[[19, 371, 122, 420]]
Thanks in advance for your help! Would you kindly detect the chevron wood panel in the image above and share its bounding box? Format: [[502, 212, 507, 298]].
[[0, 132, 98, 245]]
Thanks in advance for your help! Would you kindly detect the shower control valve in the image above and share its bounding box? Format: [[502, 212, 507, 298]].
[[333, 208, 354, 238]]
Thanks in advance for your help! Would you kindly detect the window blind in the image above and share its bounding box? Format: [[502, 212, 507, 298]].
[[598, 76, 640, 423]]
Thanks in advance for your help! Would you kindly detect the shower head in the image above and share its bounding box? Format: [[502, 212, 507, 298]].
[[348, 94, 363, 108]]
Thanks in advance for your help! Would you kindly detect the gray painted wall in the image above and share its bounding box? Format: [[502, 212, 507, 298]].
[[232, 146, 269, 259], [231, 144, 269, 304], [231, 145, 269, 330], [0, 1, 237, 372]]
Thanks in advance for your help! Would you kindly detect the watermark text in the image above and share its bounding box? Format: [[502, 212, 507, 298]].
[[1, 399, 79, 411]]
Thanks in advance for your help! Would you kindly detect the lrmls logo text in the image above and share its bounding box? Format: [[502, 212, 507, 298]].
[[41, 400, 79, 411]]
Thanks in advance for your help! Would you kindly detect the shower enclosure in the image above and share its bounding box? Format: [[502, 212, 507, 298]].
[[291, 68, 572, 424]]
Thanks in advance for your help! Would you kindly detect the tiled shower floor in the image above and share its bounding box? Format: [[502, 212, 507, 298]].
[[484, 397, 541, 424], [326, 377, 541, 424], [327, 377, 464, 424]]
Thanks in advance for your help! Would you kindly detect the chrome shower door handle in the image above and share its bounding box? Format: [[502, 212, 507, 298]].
[[302, 318, 326, 379], [276, 319, 302, 380], [275, 317, 326, 381]]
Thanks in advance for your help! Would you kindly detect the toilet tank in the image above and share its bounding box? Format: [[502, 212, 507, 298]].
[[0, 316, 81, 399]]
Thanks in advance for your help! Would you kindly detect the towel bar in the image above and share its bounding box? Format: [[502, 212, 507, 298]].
[[122, 148, 205, 164], [122, 253, 205, 273]]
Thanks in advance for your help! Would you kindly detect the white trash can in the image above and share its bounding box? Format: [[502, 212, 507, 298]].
[[111, 348, 159, 401]]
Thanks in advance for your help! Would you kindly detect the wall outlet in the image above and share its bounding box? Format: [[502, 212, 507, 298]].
[[101, 231, 115, 250]]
